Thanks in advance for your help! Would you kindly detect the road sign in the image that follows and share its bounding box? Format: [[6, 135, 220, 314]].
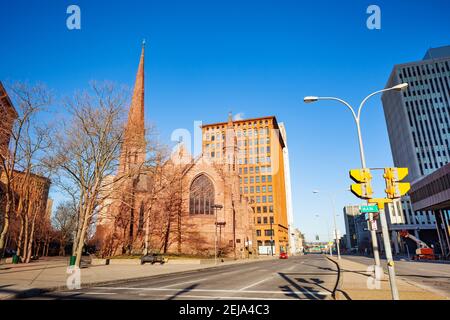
[[360, 205, 379, 213], [369, 220, 378, 231]]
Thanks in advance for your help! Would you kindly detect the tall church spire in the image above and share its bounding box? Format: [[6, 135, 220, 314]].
[[124, 41, 146, 144], [119, 42, 147, 174]]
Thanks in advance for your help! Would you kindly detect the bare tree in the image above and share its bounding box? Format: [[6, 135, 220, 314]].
[[0, 82, 52, 259], [48, 81, 133, 266], [52, 201, 77, 256]]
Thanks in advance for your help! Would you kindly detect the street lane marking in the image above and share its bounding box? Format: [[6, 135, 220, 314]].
[[161, 267, 260, 288], [83, 292, 117, 295], [92, 286, 331, 296], [238, 278, 272, 291]]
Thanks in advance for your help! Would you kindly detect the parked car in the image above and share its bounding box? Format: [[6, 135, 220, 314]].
[[279, 252, 288, 259], [140, 253, 166, 265]]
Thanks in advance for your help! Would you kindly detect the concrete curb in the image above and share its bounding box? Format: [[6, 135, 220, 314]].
[[325, 256, 342, 300], [5, 256, 276, 299]]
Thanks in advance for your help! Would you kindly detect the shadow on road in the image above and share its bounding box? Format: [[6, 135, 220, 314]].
[[166, 284, 199, 300], [278, 272, 330, 300]]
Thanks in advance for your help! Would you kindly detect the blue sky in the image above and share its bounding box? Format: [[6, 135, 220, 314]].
[[1, 0, 450, 241]]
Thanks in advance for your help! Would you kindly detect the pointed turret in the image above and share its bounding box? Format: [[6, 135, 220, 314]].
[[119, 42, 147, 174], [224, 112, 238, 173]]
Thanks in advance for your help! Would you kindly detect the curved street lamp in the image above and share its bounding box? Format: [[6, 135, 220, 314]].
[[304, 83, 408, 300]]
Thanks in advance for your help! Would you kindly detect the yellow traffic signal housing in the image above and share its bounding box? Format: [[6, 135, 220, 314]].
[[349, 168, 373, 199], [383, 167, 411, 199]]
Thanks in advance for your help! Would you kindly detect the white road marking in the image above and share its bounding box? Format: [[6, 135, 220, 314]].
[[238, 277, 272, 291], [92, 286, 331, 296], [161, 268, 257, 288], [83, 292, 117, 295]]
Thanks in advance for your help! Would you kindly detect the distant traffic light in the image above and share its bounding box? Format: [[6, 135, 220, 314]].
[[383, 167, 410, 199], [349, 168, 373, 199]]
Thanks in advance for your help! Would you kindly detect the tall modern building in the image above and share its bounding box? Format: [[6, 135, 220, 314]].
[[381, 45, 450, 247], [382, 46, 450, 182], [202, 116, 290, 254]]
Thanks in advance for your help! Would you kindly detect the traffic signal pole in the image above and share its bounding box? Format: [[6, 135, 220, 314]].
[[304, 86, 408, 271], [356, 119, 382, 274], [371, 199, 400, 300]]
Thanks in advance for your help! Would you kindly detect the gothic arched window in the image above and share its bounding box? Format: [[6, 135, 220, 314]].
[[189, 174, 214, 215]]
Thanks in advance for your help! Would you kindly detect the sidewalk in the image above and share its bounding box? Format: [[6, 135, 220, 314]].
[[0, 256, 274, 299], [334, 258, 447, 300]]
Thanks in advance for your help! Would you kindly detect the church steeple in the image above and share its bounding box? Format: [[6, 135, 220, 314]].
[[224, 112, 238, 173], [119, 42, 147, 174]]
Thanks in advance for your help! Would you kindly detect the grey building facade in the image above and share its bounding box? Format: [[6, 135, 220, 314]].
[[381, 46, 450, 255], [343, 205, 372, 253], [382, 46, 450, 182]]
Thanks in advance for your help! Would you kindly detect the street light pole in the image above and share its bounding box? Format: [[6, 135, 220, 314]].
[[304, 83, 408, 270], [313, 191, 341, 260], [331, 195, 341, 260]]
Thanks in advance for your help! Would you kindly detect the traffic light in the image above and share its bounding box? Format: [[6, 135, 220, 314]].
[[383, 167, 410, 199], [349, 168, 373, 199]]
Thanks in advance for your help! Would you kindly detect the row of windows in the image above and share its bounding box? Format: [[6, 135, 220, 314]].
[[204, 119, 272, 132], [240, 185, 273, 194], [246, 195, 273, 203], [204, 127, 272, 141], [204, 137, 271, 150], [239, 146, 271, 154], [410, 172, 450, 203], [256, 216, 274, 224], [256, 229, 274, 237], [238, 157, 271, 165], [399, 61, 450, 80], [237, 127, 270, 137], [240, 175, 272, 184], [239, 166, 272, 175], [253, 206, 274, 214]]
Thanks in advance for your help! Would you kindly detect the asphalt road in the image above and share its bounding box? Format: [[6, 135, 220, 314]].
[[342, 255, 450, 299], [32, 254, 338, 300]]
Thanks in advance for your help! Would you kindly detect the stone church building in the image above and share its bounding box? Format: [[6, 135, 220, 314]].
[[95, 44, 256, 258]]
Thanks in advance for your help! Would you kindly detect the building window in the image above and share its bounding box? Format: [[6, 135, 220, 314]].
[[263, 217, 268, 224], [189, 174, 214, 215], [256, 230, 261, 236]]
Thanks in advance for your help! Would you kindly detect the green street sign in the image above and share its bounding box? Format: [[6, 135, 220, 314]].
[[360, 205, 379, 213]]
